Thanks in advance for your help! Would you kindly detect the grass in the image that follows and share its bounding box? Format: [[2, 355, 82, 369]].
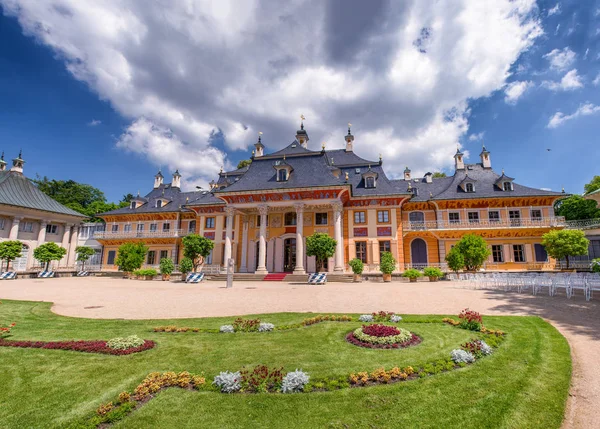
[[0, 299, 571, 429]]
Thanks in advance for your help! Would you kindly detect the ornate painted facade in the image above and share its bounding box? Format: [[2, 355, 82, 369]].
[[98, 123, 567, 273]]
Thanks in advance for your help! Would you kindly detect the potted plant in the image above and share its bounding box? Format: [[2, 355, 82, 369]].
[[137, 268, 157, 280], [348, 258, 364, 282], [379, 251, 396, 282], [159, 258, 175, 281], [179, 257, 194, 281], [423, 267, 443, 282], [402, 268, 422, 282]]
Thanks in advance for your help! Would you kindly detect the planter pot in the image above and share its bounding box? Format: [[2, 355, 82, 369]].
[[162, 274, 171, 281], [409, 277, 418, 283], [181, 274, 188, 281], [428, 276, 439, 282], [353, 274, 362, 282], [143, 275, 154, 281], [382, 273, 392, 282]]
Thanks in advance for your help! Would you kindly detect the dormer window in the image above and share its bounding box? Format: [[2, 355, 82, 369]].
[[503, 182, 513, 191], [412, 188, 419, 196], [130, 202, 136, 209], [278, 169, 288, 182], [366, 177, 375, 188], [274, 159, 292, 182], [362, 168, 378, 189], [156, 200, 163, 208], [465, 183, 474, 193]]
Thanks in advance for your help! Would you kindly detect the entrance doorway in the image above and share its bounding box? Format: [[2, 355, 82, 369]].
[[410, 238, 428, 267], [283, 238, 296, 272]]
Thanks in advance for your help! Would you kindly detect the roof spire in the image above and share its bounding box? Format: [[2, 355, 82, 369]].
[[348, 122, 352, 135], [300, 114, 305, 130]]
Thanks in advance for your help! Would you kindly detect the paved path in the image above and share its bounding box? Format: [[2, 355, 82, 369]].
[[1, 277, 598, 428]]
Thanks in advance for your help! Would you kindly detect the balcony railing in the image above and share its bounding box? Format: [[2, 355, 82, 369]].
[[564, 218, 600, 230], [94, 229, 185, 239], [402, 216, 566, 231]]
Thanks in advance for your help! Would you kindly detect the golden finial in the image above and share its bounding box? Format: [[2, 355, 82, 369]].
[[345, 172, 349, 181], [300, 114, 305, 121], [220, 166, 223, 174], [322, 142, 326, 150], [502, 168, 505, 174], [252, 149, 255, 155], [379, 153, 382, 161], [283, 154, 286, 160], [259, 131, 263, 135]]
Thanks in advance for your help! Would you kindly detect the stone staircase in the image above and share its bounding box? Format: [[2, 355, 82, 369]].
[[206, 273, 354, 283]]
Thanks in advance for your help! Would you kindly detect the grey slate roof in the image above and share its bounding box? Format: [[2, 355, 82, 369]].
[[0, 171, 86, 217]]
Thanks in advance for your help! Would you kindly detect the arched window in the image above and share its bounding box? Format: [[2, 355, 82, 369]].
[[503, 182, 513, 191], [365, 177, 375, 188], [130, 202, 136, 209], [285, 212, 297, 226], [156, 200, 163, 208], [465, 183, 474, 193], [188, 220, 196, 232], [278, 169, 288, 181]]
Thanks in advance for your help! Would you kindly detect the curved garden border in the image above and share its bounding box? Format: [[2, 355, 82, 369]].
[[345, 331, 422, 349], [0, 338, 155, 355]]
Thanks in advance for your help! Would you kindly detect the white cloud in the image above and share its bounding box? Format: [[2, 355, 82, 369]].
[[593, 73, 600, 86], [87, 119, 101, 126], [542, 69, 583, 91], [584, 48, 589, 60], [468, 132, 485, 142], [547, 103, 600, 128], [543, 47, 576, 71], [504, 81, 533, 104], [1, 0, 543, 181], [548, 4, 561, 16]]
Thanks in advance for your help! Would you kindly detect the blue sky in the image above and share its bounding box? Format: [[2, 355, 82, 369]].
[[0, 0, 599, 202]]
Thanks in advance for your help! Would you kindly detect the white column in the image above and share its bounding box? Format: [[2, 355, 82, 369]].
[[293, 203, 305, 274], [68, 226, 79, 266], [332, 201, 344, 272], [9, 217, 22, 240], [256, 204, 268, 274], [37, 220, 48, 244], [60, 224, 72, 267], [240, 216, 249, 273], [224, 207, 234, 269]]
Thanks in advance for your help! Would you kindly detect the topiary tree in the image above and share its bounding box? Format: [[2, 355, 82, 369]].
[[0, 240, 23, 271], [348, 258, 364, 275], [115, 242, 148, 274], [75, 246, 96, 271], [445, 246, 465, 274], [453, 234, 491, 271], [33, 242, 67, 271], [542, 229, 589, 270], [182, 234, 215, 272], [379, 251, 396, 275], [305, 232, 337, 273]]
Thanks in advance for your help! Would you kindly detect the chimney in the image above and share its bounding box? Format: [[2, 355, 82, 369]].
[[480, 145, 491, 169], [10, 150, 24, 174], [172, 170, 181, 189], [154, 170, 164, 188], [424, 172, 433, 183], [404, 166, 411, 181], [454, 147, 465, 170], [0, 152, 6, 171], [345, 123, 354, 152], [254, 132, 265, 158]]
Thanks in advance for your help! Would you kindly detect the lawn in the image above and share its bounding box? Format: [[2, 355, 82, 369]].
[[0, 299, 570, 429]]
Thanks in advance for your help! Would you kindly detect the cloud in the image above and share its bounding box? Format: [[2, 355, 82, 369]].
[[541, 69, 583, 91], [504, 81, 533, 104], [594, 73, 600, 86], [547, 103, 600, 128], [547, 4, 561, 16], [543, 47, 576, 71], [468, 132, 485, 142], [87, 119, 101, 126], [1, 0, 543, 183]]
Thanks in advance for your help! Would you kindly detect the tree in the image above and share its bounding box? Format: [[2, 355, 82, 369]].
[[182, 234, 215, 272], [542, 229, 589, 270], [584, 176, 600, 195], [0, 241, 23, 271], [306, 232, 337, 272], [445, 247, 465, 273], [432, 172, 447, 178], [453, 234, 491, 271], [554, 195, 600, 221], [33, 242, 67, 271], [75, 246, 96, 271], [115, 242, 148, 273], [121, 193, 135, 203], [236, 159, 252, 170]]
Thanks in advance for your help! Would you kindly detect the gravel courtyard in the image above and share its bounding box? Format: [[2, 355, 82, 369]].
[[1, 276, 598, 429]]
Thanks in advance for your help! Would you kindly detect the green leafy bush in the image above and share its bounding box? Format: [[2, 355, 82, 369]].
[[402, 269, 422, 279], [592, 258, 600, 273], [445, 247, 465, 273], [159, 258, 175, 275], [348, 258, 364, 275], [379, 251, 396, 275], [423, 267, 443, 278], [179, 257, 194, 274], [133, 269, 157, 277], [115, 242, 148, 273]]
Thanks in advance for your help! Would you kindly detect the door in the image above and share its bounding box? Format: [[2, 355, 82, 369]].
[[534, 244, 548, 262], [410, 238, 428, 267], [12, 244, 29, 272], [409, 212, 425, 230], [283, 238, 296, 272]]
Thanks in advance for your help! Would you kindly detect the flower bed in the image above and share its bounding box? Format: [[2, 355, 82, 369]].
[[346, 324, 421, 349], [0, 338, 155, 355]]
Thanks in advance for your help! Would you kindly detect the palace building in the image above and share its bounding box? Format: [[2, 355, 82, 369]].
[[97, 123, 567, 273]]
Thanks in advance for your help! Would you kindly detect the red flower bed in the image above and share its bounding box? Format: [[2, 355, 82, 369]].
[[346, 332, 421, 349], [361, 324, 401, 337], [0, 338, 155, 355]]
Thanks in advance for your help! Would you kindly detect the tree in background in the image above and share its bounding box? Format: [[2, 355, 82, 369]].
[[554, 195, 600, 221], [452, 234, 491, 271], [432, 172, 447, 178], [306, 232, 337, 272], [584, 176, 600, 195], [542, 229, 589, 270], [75, 246, 96, 271], [33, 242, 67, 271], [115, 242, 148, 274], [236, 159, 252, 170], [0, 241, 23, 271], [445, 247, 465, 273], [182, 234, 215, 272]]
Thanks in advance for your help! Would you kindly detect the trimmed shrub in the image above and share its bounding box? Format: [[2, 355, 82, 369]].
[[402, 269, 422, 279], [282, 369, 310, 393], [358, 314, 374, 322], [213, 371, 241, 393]]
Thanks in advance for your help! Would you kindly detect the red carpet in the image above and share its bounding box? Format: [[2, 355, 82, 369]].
[[263, 273, 288, 281]]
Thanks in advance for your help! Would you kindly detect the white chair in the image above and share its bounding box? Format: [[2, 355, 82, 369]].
[[550, 274, 570, 297], [585, 275, 600, 301]]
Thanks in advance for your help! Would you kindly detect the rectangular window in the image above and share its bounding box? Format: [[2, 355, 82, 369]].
[[150, 223, 157, 232], [137, 223, 145, 232], [377, 210, 389, 223], [147, 251, 156, 265], [379, 241, 391, 259], [531, 209, 542, 220], [534, 244, 548, 262], [513, 244, 525, 262], [0, 218, 4, 230], [449, 212, 460, 224], [503, 182, 513, 191], [285, 212, 297, 226], [509, 210, 521, 226], [188, 220, 196, 232], [107, 250, 116, 265], [162, 223, 170, 231], [160, 250, 169, 261], [315, 213, 328, 225], [124, 224, 132, 232], [356, 241, 367, 263], [20, 221, 34, 233], [205, 217, 215, 228], [205, 249, 213, 265], [468, 212, 479, 223], [488, 211, 500, 222], [45, 224, 58, 234], [111, 224, 119, 232], [492, 245, 504, 263], [354, 211, 366, 224]]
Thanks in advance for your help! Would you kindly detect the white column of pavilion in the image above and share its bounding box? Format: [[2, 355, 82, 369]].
[[255, 204, 269, 274], [9, 216, 22, 240], [332, 201, 344, 271], [59, 224, 72, 267], [223, 206, 235, 267], [239, 216, 249, 273], [293, 202, 305, 274]]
